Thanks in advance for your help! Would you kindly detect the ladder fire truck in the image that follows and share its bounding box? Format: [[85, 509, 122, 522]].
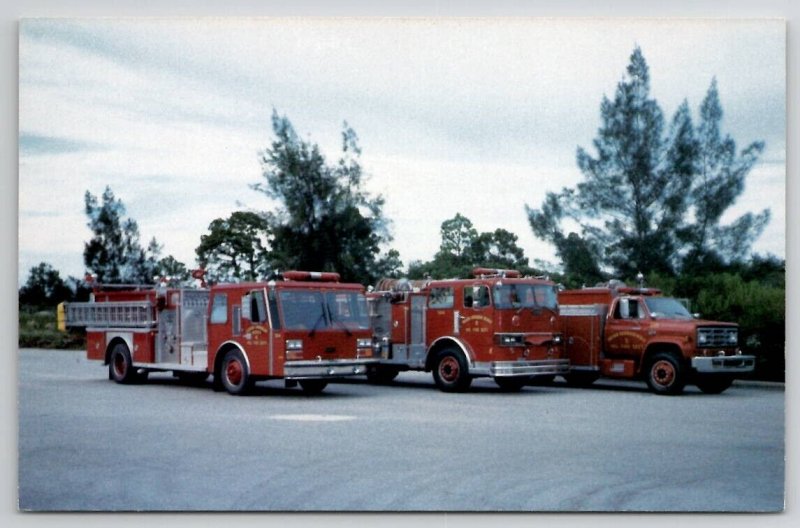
[[59, 271, 379, 395], [558, 282, 756, 395], [366, 268, 569, 392]]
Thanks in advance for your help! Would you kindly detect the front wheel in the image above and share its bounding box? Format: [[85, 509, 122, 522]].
[[299, 379, 328, 395], [219, 349, 252, 395], [645, 352, 686, 395], [432, 348, 471, 393], [695, 375, 734, 394]]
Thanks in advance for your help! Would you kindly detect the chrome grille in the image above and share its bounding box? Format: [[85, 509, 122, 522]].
[[697, 327, 738, 348]]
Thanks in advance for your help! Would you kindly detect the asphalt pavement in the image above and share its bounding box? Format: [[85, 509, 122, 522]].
[[17, 348, 785, 512]]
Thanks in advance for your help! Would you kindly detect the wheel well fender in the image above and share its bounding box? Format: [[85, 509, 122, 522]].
[[104, 336, 129, 366], [213, 341, 251, 378], [425, 337, 473, 371], [640, 343, 685, 375]]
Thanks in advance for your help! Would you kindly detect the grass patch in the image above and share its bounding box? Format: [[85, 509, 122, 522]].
[[18, 307, 85, 349]]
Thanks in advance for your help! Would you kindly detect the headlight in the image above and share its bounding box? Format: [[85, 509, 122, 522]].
[[552, 335, 563, 345], [286, 339, 303, 350], [357, 338, 373, 348], [728, 332, 738, 345], [697, 332, 707, 345]]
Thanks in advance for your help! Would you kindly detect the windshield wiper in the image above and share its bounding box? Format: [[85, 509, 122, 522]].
[[327, 308, 353, 336], [308, 311, 326, 337]]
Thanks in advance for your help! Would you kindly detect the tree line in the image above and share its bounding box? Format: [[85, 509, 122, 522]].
[[19, 47, 784, 380]]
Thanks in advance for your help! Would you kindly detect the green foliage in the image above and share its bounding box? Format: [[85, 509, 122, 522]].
[[253, 110, 390, 284], [84, 186, 161, 284], [18, 262, 72, 308], [407, 213, 532, 280], [196, 211, 270, 282], [18, 308, 84, 349], [527, 47, 768, 283]]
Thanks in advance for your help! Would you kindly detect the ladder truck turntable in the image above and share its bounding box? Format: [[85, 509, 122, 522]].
[[558, 281, 756, 395], [59, 271, 379, 395], [366, 268, 569, 392]]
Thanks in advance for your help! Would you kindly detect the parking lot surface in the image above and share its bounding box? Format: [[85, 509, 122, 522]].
[[17, 349, 785, 512]]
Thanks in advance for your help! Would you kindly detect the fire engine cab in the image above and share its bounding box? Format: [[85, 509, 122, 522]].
[[367, 268, 569, 392], [59, 271, 378, 395], [558, 282, 756, 395]]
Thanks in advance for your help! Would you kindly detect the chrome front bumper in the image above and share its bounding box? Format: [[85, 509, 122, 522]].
[[691, 355, 756, 374], [472, 358, 570, 378], [284, 358, 378, 379]]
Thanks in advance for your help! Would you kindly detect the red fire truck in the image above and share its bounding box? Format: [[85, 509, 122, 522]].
[[59, 271, 378, 395], [366, 268, 569, 392], [558, 282, 756, 395]]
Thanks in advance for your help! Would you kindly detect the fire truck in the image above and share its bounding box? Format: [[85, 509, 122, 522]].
[[366, 268, 569, 392], [558, 282, 756, 395], [59, 271, 378, 395]]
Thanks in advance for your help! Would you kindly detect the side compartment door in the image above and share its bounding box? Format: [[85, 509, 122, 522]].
[[407, 294, 427, 367]]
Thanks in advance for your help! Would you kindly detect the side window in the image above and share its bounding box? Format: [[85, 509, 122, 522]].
[[465, 285, 490, 308], [232, 305, 241, 335], [428, 287, 454, 309], [210, 293, 228, 324], [268, 290, 281, 330], [250, 290, 267, 323], [615, 298, 642, 320]]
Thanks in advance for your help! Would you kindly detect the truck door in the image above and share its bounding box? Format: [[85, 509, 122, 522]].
[[241, 288, 274, 375], [425, 286, 454, 342], [605, 297, 647, 357], [460, 284, 493, 356]]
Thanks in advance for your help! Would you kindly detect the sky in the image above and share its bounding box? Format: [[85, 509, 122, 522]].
[[17, 18, 786, 285]]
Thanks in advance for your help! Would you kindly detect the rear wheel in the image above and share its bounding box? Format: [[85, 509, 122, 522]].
[[108, 342, 140, 384], [645, 352, 686, 395], [299, 379, 328, 395], [695, 375, 734, 394], [220, 349, 252, 395], [432, 348, 471, 393]]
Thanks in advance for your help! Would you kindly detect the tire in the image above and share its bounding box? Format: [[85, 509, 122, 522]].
[[645, 352, 686, 395], [108, 342, 139, 384], [495, 377, 529, 392], [432, 348, 472, 393], [564, 372, 600, 388], [219, 349, 252, 395], [695, 375, 734, 394], [366, 365, 399, 384], [299, 379, 328, 395]]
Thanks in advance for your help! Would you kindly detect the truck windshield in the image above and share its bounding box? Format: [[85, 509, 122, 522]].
[[493, 284, 558, 311], [278, 289, 370, 330], [278, 290, 328, 330], [325, 291, 370, 329], [644, 297, 693, 320]]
